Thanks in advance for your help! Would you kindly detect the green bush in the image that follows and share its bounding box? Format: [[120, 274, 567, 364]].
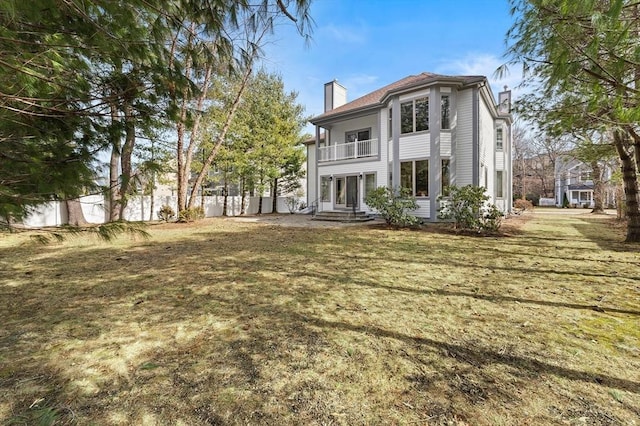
[[437, 185, 503, 233], [482, 204, 504, 233], [364, 186, 419, 227], [157, 205, 175, 222], [178, 206, 205, 222]]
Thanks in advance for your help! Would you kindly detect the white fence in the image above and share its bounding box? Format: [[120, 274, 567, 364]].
[[22, 194, 298, 228], [538, 197, 556, 207]]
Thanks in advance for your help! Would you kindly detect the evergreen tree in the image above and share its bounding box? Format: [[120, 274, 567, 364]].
[[502, 0, 640, 241]]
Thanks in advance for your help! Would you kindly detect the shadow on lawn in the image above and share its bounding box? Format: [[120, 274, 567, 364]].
[[340, 277, 640, 317], [572, 216, 639, 251], [291, 312, 640, 394], [1, 221, 638, 423]]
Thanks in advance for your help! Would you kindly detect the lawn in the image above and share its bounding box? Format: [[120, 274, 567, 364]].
[[0, 211, 638, 425]]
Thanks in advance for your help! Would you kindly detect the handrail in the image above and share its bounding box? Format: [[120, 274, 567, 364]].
[[318, 138, 378, 162]]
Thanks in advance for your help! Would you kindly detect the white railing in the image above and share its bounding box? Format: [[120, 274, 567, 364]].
[[318, 138, 378, 162]]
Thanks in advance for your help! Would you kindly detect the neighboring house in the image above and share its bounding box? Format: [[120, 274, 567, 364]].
[[306, 72, 513, 221], [554, 156, 616, 208]]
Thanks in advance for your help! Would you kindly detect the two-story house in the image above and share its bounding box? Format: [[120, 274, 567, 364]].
[[555, 156, 616, 208], [306, 72, 513, 221]]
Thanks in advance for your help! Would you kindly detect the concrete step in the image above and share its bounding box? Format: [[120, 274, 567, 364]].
[[311, 211, 374, 223]]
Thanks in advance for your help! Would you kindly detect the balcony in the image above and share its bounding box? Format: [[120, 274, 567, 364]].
[[318, 138, 378, 163]]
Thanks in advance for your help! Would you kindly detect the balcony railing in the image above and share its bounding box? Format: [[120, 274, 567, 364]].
[[318, 138, 378, 162]]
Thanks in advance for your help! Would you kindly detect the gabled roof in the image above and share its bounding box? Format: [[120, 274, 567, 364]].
[[311, 72, 486, 124]]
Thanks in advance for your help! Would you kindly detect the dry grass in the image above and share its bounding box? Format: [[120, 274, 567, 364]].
[[0, 211, 638, 425]]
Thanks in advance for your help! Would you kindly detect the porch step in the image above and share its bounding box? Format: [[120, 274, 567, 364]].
[[311, 211, 374, 223]]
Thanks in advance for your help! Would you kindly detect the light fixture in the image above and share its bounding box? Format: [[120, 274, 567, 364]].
[[359, 173, 363, 180], [329, 175, 333, 181]]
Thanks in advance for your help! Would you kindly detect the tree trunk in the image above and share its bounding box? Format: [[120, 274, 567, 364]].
[[118, 98, 136, 220], [176, 26, 194, 213], [66, 198, 88, 226], [240, 177, 247, 215], [223, 182, 228, 216], [149, 171, 155, 221], [616, 182, 625, 220], [109, 147, 121, 221], [257, 196, 263, 215], [187, 62, 253, 209], [613, 130, 640, 242], [109, 100, 121, 222], [271, 177, 278, 214], [591, 160, 605, 213]]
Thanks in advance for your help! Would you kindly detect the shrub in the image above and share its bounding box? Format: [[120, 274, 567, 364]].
[[514, 198, 534, 212], [285, 189, 305, 214], [525, 193, 539, 206], [482, 204, 504, 233], [437, 185, 503, 233], [157, 205, 175, 222], [178, 206, 205, 222], [562, 193, 570, 208], [364, 186, 419, 227]]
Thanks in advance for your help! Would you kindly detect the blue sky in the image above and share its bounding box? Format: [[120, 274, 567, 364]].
[[261, 0, 522, 130]]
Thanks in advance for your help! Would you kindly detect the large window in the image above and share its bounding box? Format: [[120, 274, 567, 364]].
[[400, 101, 413, 134], [496, 127, 503, 150], [364, 173, 376, 199], [320, 176, 330, 202], [442, 159, 451, 196], [415, 98, 429, 131], [400, 159, 429, 197], [346, 128, 370, 142], [496, 170, 504, 198], [400, 161, 413, 190], [441, 95, 450, 129], [400, 97, 429, 134]]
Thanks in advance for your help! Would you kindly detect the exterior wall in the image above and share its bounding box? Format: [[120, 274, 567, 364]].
[[326, 114, 378, 145], [306, 143, 317, 206], [414, 200, 430, 218], [441, 132, 451, 157], [399, 133, 430, 158], [399, 88, 429, 101], [495, 151, 505, 169], [478, 92, 495, 198], [455, 88, 474, 186], [494, 120, 508, 212], [317, 157, 388, 214]]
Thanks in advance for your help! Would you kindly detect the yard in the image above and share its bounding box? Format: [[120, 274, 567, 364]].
[[0, 210, 638, 425]]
